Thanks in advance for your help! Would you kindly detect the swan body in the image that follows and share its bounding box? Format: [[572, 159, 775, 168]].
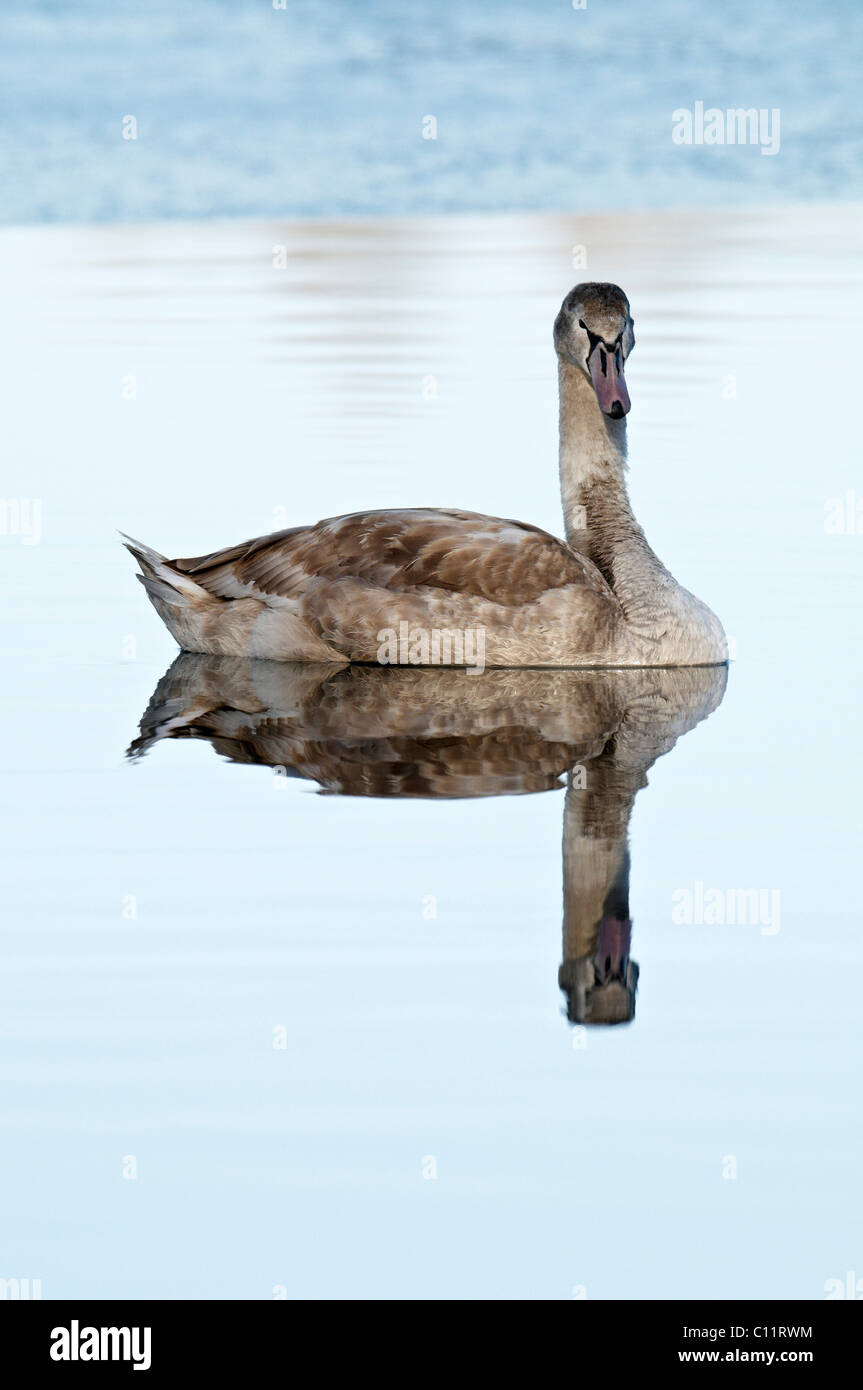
[[125, 283, 727, 669]]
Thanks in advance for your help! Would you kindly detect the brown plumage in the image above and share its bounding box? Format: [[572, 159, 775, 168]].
[[123, 508, 622, 666], [128, 656, 728, 1024], [174, 509, 603, 608], [124, 282, 727, 668]]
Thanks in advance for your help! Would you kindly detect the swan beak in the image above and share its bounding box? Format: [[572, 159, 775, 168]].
[[588, 341, 631, 418]]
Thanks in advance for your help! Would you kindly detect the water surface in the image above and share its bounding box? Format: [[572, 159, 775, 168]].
[[0, 206, 861, 1298]]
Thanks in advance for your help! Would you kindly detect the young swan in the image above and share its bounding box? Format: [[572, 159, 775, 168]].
[[124, 282, 727, 668], [553, 282, 727, 665]]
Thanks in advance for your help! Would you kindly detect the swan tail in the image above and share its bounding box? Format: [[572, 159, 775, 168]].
[[121, 533, 210, 606], [126, 696, 206, 759], [122, 531, 229, 654], [136, 572, 194, 608]]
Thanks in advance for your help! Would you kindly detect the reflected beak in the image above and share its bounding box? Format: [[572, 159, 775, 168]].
[[593, 916, 632, 982], [588, 340, 631, 418]]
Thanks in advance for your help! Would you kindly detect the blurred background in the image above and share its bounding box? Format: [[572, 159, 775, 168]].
[[1, 0, 861, 224]]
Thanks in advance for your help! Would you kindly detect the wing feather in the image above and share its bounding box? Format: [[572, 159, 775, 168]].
[[170, 509, 611, 610]]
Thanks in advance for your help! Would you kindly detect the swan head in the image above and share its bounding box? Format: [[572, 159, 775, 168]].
[[554, 282, 635, 418]]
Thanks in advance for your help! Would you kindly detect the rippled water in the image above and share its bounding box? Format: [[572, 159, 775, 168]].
[[1, 206, 861, 1298], [1, 0, 862, 223]]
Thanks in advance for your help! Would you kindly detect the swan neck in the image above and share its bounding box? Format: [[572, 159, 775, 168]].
[[558, 357, 628, 537], [557, 356, 669, 603]]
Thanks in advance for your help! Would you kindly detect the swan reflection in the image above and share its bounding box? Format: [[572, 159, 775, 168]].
[[129, 657, 727, 1027]]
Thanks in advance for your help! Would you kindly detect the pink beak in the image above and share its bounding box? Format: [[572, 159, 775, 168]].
[[594, 916, 632, 980], [588, 340, 631, 418]]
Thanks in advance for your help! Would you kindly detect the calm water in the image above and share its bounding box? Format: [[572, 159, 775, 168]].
[[1, 205, 861, 1298], [1, 0, 862, 223]]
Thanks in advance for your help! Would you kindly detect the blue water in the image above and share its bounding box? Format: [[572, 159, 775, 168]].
[[1, 205, 861, 1297], [1, 0, 862, 224]]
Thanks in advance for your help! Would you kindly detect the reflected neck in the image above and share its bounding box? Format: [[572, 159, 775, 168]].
[[558, 763, 640, 1026], [561, 762, 639, 965]]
